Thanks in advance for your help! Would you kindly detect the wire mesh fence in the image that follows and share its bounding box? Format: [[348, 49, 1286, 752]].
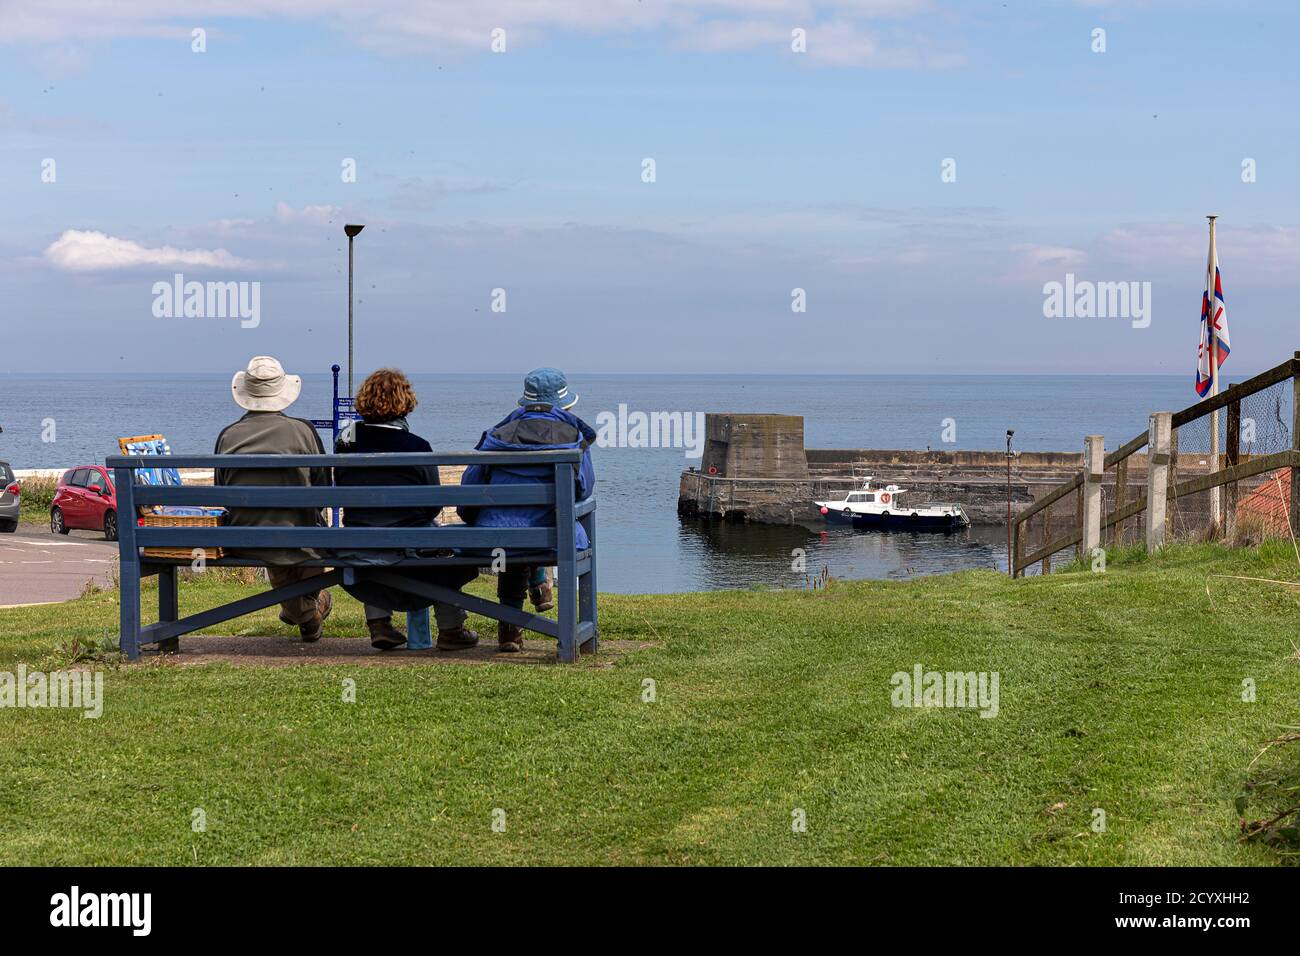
[[1012, 354, 1299, 576], [1169, 378, 1294, 543]]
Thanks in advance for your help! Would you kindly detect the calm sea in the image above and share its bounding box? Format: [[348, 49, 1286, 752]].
[[0, 373, 1209, 592]]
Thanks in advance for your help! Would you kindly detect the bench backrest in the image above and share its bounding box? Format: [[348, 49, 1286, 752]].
[[105, 450, 588, 555]]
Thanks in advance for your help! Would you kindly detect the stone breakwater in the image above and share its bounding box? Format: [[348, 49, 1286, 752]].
[[677, 413, 1221, 527]]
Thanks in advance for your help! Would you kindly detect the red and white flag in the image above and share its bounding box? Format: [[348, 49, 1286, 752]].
[[1195, 230, 1230, 397]]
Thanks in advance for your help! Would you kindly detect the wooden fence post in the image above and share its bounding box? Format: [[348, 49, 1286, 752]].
[[1012, 516, 1023, 578], [1113, 458, 1128, 546], [1292, 354, 1300, 537], [1082, 436, 1104, 558], [1147, 413, 1171, 552], [1225, 393, 1240, 539], [1075, 483, 1084, 559], [1166, 424, 1179, 540], [1042, 502, 1052, 575]]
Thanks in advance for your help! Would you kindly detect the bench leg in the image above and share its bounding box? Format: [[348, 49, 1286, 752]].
[[578, 513, 597, 657], [557, 555, 578, 663], [578, 572, 596, 657], [120, 558, 141, 661], [157, 565, 179, 653]]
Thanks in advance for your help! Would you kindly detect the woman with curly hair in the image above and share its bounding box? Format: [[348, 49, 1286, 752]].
[[333, 368, 479, 651]]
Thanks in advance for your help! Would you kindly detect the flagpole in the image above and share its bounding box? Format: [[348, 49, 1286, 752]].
[[1207, 214, 1221, 527]]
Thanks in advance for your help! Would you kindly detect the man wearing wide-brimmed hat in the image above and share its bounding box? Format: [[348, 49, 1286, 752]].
[[214, 356, 334, 641]]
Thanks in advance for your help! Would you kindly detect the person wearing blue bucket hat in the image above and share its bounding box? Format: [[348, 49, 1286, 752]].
[[459, 367, 596, 652], [517, 367, 579, 410]]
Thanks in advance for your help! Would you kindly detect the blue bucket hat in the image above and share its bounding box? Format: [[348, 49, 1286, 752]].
[[519, 367, 578, 410]]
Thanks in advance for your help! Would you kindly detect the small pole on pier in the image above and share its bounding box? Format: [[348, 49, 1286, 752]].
[[1005, 429, 1015, 575]]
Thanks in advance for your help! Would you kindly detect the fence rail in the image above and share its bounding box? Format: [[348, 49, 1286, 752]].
[[1011, 352, 1300, 577]]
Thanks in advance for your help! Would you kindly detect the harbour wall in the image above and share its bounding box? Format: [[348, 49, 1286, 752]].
[[678, 414, 1223, 527]]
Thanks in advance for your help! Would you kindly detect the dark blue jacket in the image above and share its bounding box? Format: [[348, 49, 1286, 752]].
[[458, 406, 596, 550], [334, 420, 441, 529]]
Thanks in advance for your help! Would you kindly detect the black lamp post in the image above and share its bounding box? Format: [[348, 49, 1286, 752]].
[[344, 223, 365, 396]]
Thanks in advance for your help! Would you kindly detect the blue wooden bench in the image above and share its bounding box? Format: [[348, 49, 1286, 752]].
[[105, 450, 597, 662]]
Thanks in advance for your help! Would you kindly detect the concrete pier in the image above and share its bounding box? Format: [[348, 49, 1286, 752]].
[[678, 413, 1210, 527]]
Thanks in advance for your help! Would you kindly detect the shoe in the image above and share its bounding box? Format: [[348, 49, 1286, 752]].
[[368, 616, 407, 651], [436, 626, 479, 651], [299, 613, 323, 643], [529, 581, 555, 612], [280, 589, 333, 627], [497, 622, 524, 653], [299, 590, 330, 642]]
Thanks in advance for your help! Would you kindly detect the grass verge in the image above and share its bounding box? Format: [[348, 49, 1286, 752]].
[[0, 542, 1297, 865]]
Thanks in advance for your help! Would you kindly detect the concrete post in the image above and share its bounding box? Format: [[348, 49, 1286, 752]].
[[1082, 436, 1104, 557], [1146, 413, 1172, 551]]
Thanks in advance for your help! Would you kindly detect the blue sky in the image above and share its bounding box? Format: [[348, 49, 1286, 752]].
[[1, 1, 1297, 376]]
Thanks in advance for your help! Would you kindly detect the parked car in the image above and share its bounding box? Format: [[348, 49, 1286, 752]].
[[51, 466, 118, 541], [0, 460, 19, 533]]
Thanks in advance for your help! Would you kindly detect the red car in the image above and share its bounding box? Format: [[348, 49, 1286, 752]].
[[51, 466, 119, 541]]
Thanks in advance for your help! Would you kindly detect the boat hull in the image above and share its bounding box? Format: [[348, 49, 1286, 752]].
[[822, 509, 967, 532]]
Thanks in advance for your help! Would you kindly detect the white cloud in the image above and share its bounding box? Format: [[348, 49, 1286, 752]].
[[992, 243, 1089, 286], [273, 201, 340, 225], [1099, 223, 1300, 283], [1011, 244, 1089, 268], [0, 1, 953, 69], [43, 229, 254, 271]]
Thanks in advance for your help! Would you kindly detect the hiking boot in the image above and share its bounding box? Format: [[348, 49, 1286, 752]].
[[368, 616, 407, 651], [299, 613, 323, 643], [300, 590, 332, 642], [280, 589, 333, 628], [497, 622, 524, 653], [529, 580, 555, 612], [436, 626, 480, 652]]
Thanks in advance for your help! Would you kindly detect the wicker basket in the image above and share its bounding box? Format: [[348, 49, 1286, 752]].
[[140, 512, 224, 561]]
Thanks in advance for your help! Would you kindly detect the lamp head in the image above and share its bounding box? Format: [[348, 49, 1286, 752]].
[[344, 224, 365, 238]]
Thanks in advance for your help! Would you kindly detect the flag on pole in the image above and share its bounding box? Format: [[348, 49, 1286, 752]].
[[1195, 240, 1230, 397]]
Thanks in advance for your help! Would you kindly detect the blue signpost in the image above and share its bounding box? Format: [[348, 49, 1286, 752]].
[[309, 364, 362, 452], [311, 363, 433, 648]]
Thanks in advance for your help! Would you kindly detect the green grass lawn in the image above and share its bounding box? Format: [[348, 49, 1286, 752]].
[[1, 542, 1297, 866]]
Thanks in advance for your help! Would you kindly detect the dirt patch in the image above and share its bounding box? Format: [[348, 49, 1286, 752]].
[[138, 634, 650, 668]]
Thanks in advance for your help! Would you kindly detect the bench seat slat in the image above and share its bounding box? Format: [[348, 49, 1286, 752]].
[[139, 549, 590, 568], [134, 484, 557, 507], [134, 526, 556, 548], [108, 450, 581, 469]]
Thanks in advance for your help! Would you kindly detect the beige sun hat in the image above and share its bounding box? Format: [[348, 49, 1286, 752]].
[[231, 355, 302, 412]]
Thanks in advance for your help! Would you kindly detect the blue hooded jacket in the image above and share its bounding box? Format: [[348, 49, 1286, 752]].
[[458, 405, 596, 550]]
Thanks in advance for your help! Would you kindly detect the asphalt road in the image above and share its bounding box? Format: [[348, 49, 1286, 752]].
[[0, 524, 118, 607]]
